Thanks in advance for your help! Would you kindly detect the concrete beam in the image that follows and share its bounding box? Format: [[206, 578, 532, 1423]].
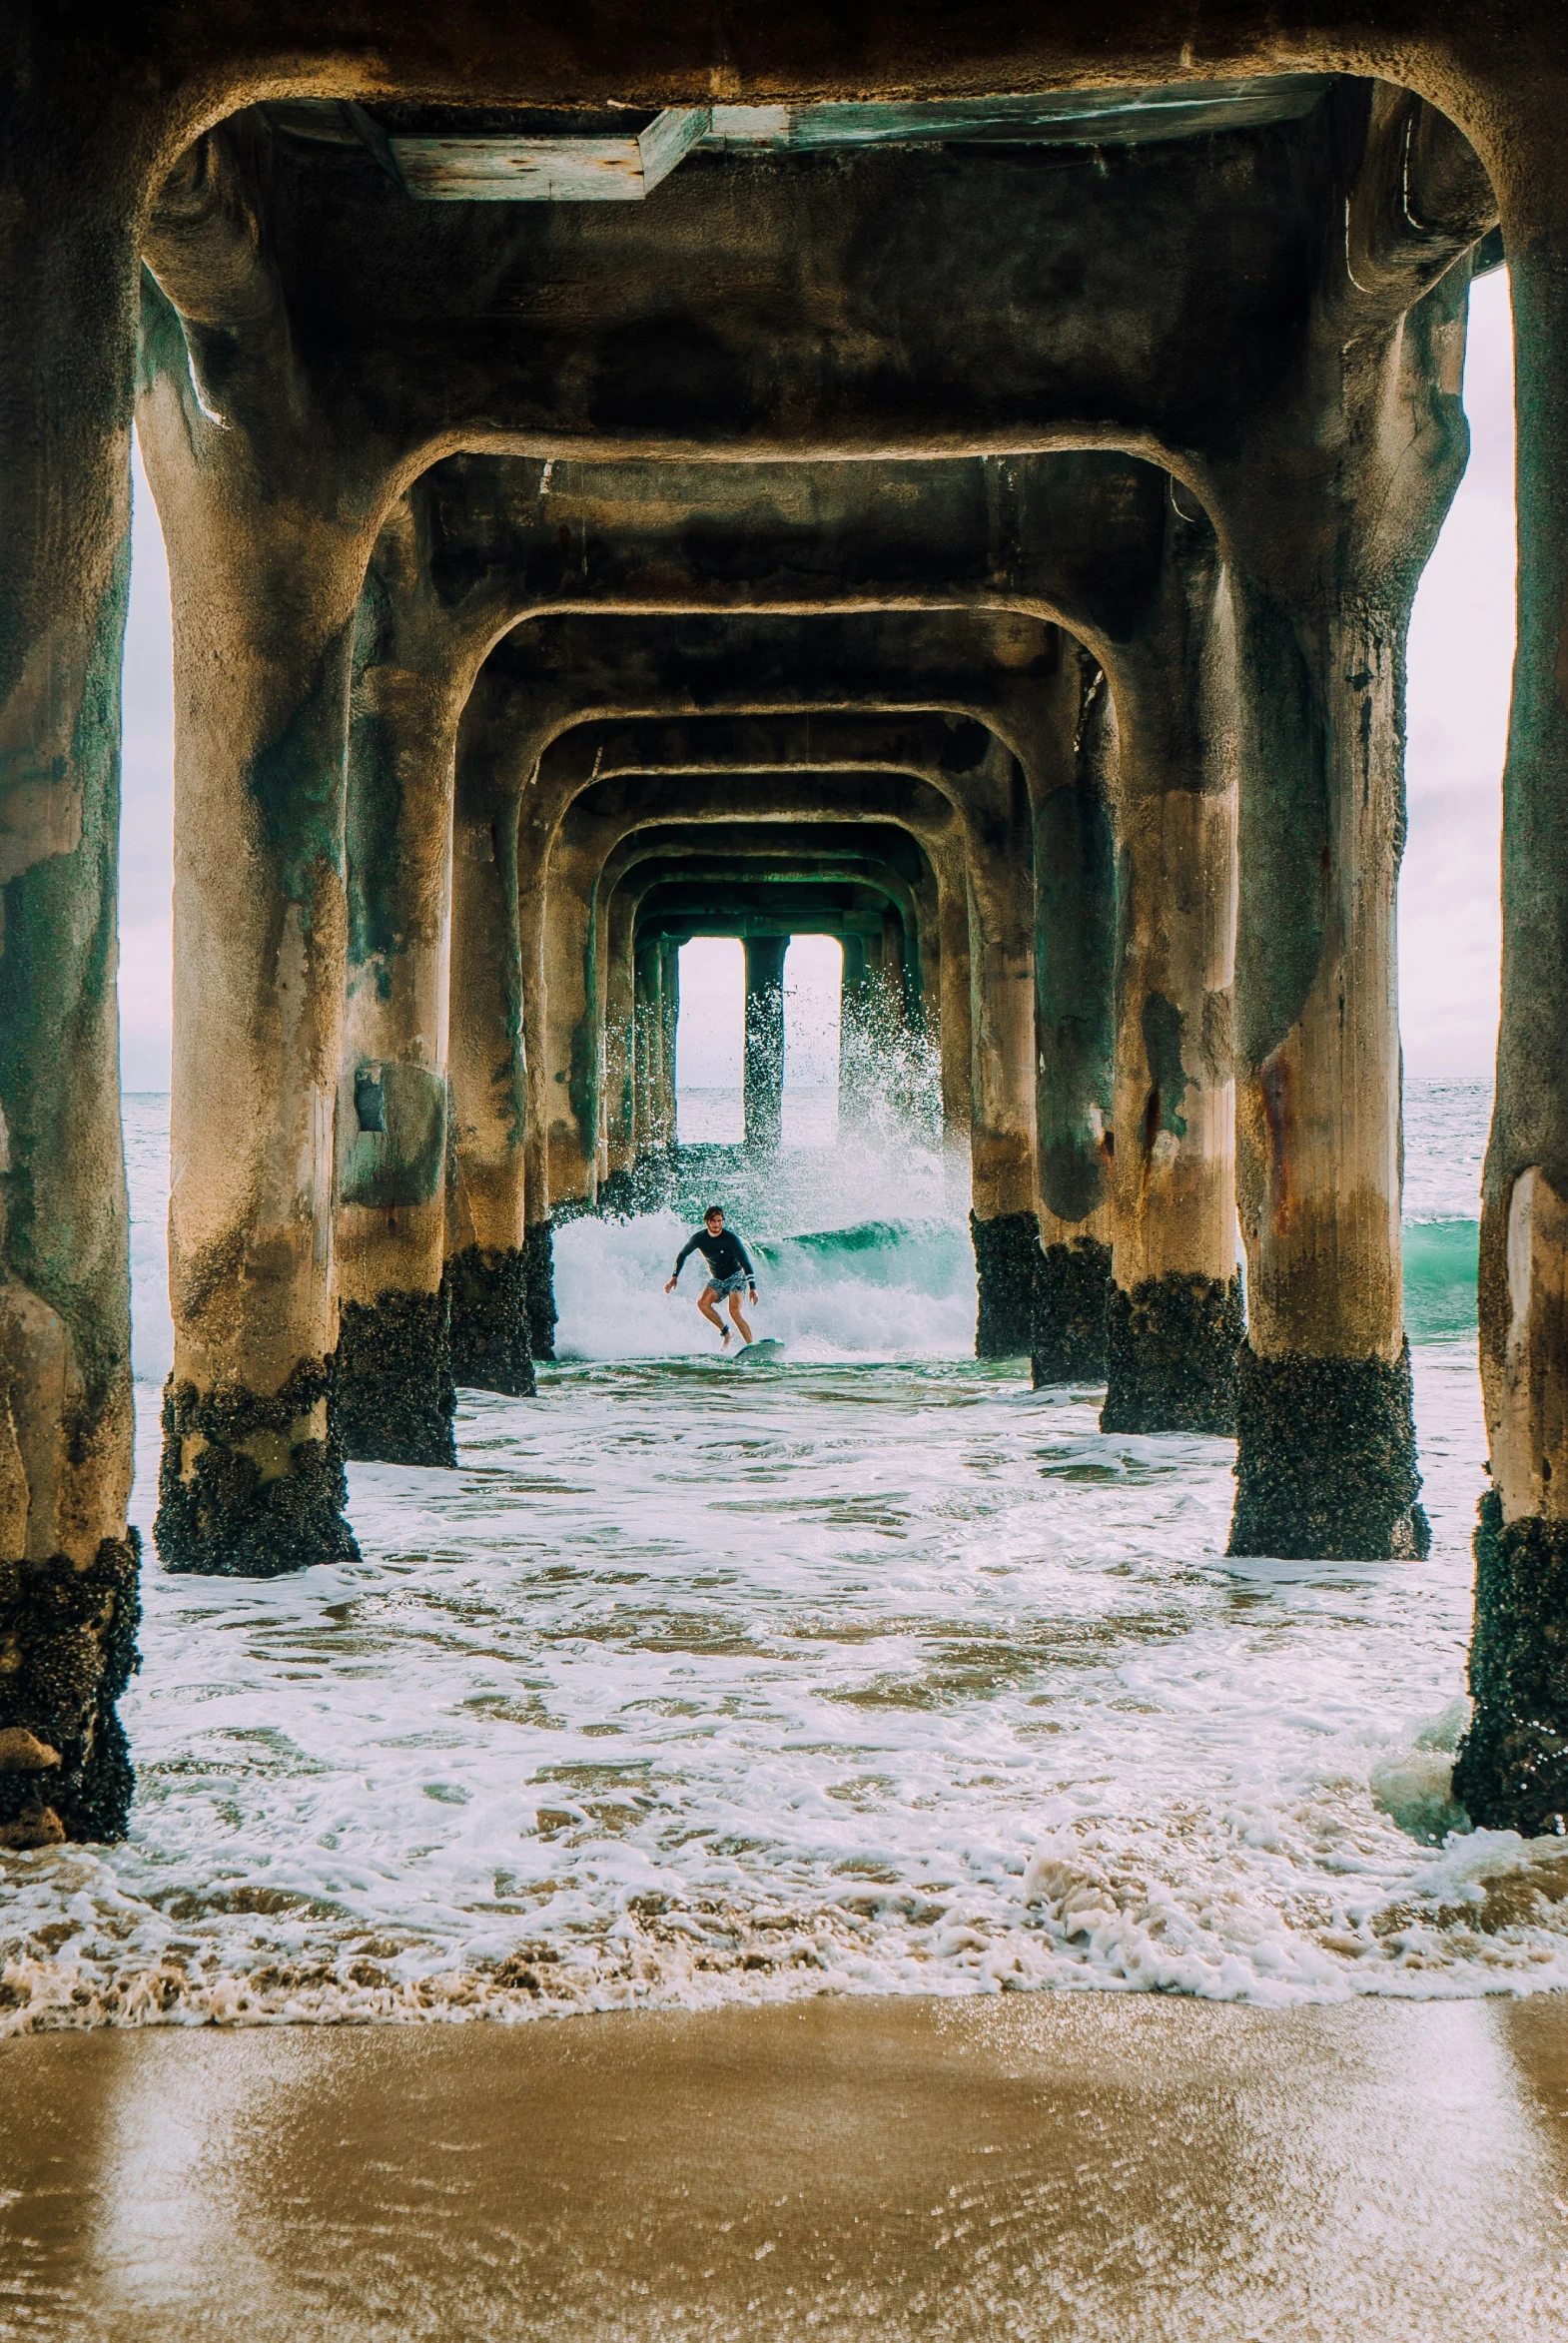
[[148, 86, 1484, 497]]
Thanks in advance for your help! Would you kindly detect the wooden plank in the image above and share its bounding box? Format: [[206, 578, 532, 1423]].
[[391, 134, 645, 200], [701, 78, 1331, 153], [392, 109, 709, 201], [638, 109, 712, 193], [708, 105, 792, 145]]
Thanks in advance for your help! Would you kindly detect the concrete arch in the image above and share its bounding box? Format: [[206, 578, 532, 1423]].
[[512, 752, 1022, 1360], [510, 709, 1028, 1213], [598, 831, 937, 1176], [549, 782, 965, 1175], [630, 865, 920, 1168], [538, 783, 972, 1201]]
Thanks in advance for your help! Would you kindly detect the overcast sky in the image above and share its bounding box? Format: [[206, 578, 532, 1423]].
[[114, 264, 1516, 1092]]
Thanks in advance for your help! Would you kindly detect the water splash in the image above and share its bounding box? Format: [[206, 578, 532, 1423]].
[[556, 1211, 976, 1361]]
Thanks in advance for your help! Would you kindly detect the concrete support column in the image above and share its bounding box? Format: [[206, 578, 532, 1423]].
[[633, 943, 665, 1158], [1225, 566, 1426, 1560], [446, 742, 535, 1396], [334, 514, 458, 1466], [1455, 152, 1568, 1832], [1102, 514, 1242, 1436], [657, 942, 682, 1150], [513, 787, 558, 1369], [140, 263, 368, 1578], [934, 872, 974, 1194], [1028, 647, 1116, 1386], [601, 892, 638, 1191], [0, 141, 140, 1843], [744, 936, 788, 1154], [966, 752, 1039, 1359], [541, 842, 604, 1220], [1216, 172, 1472, 1565], [881, 909, 911, 1028], [152, 560, 363, 1576]]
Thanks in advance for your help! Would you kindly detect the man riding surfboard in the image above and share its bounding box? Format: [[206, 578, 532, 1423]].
[[665, 1206, 758, 1348]]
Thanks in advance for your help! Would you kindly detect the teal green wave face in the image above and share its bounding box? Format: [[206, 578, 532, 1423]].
[[1402, 1219, 1480, 1340], [750, 1218, 1484, 1342], [752, 1219, 972, 1292], [752, 1217, 1481, 1341]]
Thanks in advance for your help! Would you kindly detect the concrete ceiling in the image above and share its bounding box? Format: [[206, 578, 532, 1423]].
[[265, 76, 1333, 204]]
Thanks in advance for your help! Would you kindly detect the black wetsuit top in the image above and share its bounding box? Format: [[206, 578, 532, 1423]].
[[673, 1227, 756, 1283]]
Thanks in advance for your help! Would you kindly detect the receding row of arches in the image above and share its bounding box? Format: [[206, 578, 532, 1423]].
[[0, 57, 1554, 1859]]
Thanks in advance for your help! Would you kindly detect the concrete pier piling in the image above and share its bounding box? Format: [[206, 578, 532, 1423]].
[[634, 943, 672, 1168], [1455, 142, 1568, 1833], [743, 938, 788, 1154], [1219, 130, 1485, 1556], [0, 152, 140, 1838], [140, 178, 369, 1578], [1025, 646, 1117, 1386], [1101, 506, 1242, 1436], [963, 741, 1040, 1360], [837, 936, 872, 1137], [1225, 590, 1427, 1560], [657, 945, 681, 1159], [444, 722, 535, 1399], [335, 510, 460, 1467]]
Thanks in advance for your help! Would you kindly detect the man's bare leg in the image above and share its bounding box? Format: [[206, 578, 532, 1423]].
[[698, 1285, 729, 1341], [727, 1291, 753, 1345]]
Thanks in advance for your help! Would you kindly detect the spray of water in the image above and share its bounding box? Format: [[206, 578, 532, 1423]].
[[578, 975, 969, 1361]]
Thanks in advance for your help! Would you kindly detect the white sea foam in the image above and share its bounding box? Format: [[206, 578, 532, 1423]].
[[8, 1095, 1566, 2035]]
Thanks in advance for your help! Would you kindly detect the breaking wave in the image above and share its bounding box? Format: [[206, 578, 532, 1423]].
[[1403, 1218, 1480, 1340], [555, 1209, 977, 1362]]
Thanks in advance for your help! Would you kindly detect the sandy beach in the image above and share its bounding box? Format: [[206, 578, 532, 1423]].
[[4, 1990, 1568, 2339]]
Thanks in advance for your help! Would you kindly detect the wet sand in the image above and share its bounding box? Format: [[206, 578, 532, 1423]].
[[4, 1992, 1568, 2340]]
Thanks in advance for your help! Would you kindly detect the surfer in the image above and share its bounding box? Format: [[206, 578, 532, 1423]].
[[665, 1205, 759, 1348]]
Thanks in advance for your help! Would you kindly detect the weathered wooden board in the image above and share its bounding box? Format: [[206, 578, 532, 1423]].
[[705, 78, 1331, 151], [392, 107, 709, 201]]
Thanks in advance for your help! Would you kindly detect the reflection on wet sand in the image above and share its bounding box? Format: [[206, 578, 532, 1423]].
[[4, 1993, 1568, 2340]]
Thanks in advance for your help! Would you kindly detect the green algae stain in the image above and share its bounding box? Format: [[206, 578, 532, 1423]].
[[568, 917, 599, 1165], [250, 618, 355, 911], [1034, 774, 1116, 1222], [136, 267, 193, 399], [1232, 583, 1328, 1068], [340, 1063, 447, 1210], [1140, 991, 1188, 1141], [496, 806, 528, 1152], [346, 703, 401, 979], [0, 522, 133, 1411], [347, 567, 402, 975]]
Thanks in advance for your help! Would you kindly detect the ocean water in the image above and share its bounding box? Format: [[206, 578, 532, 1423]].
[[12, 1078, 1568, 2037]]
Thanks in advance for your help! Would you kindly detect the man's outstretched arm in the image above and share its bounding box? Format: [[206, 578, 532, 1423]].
[[669, 1232, 701, 1282]]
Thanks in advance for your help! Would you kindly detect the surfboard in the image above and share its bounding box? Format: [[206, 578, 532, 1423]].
[[734, 1337, 785, 1362]]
